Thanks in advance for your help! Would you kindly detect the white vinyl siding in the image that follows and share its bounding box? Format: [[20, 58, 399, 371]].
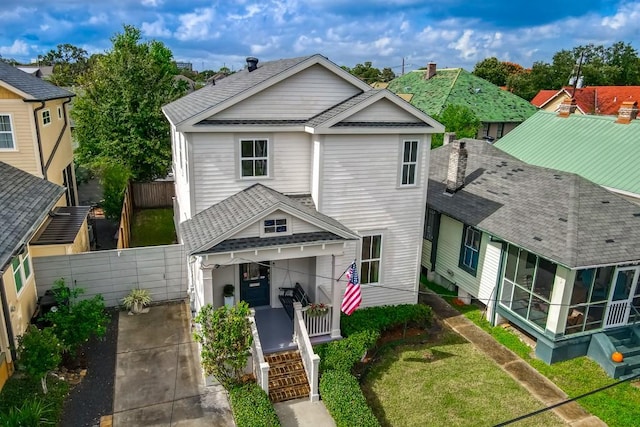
[[478, 241, 502, 305], [232, 214, 324, 240], [171, 127, 192, 222], [342, 99, 421, 123], [0, 114, 16, 150], [191, 132, 311, 214], [422, 239, 433, 270], [434, 215, 486, 297], [319, 133, 429, 306], [212, 65, 361, 120]]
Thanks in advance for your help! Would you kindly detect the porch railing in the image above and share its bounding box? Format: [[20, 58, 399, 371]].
[[293, 302, 320, 402], [302, 305, 333, 337], [248, 310, 269, 394]]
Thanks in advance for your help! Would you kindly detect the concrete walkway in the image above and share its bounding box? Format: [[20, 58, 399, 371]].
[[420, 291, 606, 427], [274, 398, 336, 427], [110, 301, 234, 426]]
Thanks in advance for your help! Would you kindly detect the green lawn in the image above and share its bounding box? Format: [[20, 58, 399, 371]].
[[130, 208, 176, 247], [423, 279, 640, 427], [362, 329, 565, 427]]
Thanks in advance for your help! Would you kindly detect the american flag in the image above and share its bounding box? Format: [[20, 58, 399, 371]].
[[341, 262, 361, 315]]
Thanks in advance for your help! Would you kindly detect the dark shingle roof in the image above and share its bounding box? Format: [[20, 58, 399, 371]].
[[180, 184, 357, 255], [0, 162, 65, 270], [163, 55, 316, 125], [30, 206, 91, 245], [207, 232, 345, 253], [0, 62, 74, 101], [387, 68, 537, 122], [429, 140, 640, 268]]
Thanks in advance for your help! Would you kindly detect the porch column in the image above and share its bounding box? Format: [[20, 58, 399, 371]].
[[202, 266, 214, 307], [330, 255, 342, 339], [546, 267, 575, 336]]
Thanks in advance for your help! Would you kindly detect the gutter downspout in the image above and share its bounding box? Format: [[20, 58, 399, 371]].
[[43, 97, 73, 175], [0, 275, 16, 361], [32, 101, 47, 179]]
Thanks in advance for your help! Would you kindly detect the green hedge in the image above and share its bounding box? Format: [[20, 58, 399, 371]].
[[0, 376, 69, 425], [340, 304, 432, 337], [320, 370, 379, 427], [318, 330, 379, 373], [229, 383, 280, 427]]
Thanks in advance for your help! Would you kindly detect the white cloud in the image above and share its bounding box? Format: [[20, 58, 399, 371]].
[[601, 2, 640, 30], [0, 7, 35, 20], [0, 40, 29, 56], [40, 24, 50, 31], [142, 18, 171, 38], [174, 8, 217, 41], [448, 29, 477, 60], [87, 13, 108, 25], [141, 0, 163, 7], [374, 37, 394, 56], [400, 20, 410, 32], [228, 4, 265, 20]]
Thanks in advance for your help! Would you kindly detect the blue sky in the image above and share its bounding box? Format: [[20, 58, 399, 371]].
[[0, 1, 638, 72]]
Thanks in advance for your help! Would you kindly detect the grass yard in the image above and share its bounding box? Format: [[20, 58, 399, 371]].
[[361, 328, 565, 427], [130, 208, 176, 247], [423, 279, 640, 427]]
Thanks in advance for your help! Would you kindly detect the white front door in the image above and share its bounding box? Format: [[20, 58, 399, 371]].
[[604, 266, 640, 328]]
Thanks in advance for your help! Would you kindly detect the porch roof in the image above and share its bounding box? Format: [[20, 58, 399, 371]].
[[180, 184, 358, 255], [428, 139, 640, 268], [204, 231, 344, 254], [30, 206, 91, 245]]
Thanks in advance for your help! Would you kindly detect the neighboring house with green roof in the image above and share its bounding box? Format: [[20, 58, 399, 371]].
[[387, 63, 537, 141], [495, 101, 640, 204]]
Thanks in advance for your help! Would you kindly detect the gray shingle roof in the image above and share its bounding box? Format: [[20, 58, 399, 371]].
[[163, 55, 316, 125], [0, 161, 65, 270], [0, 62, 74, 101], [207, 231, 345, 253], [305, 91, 378, 127], [180, 184, 357, 255], [428, 140, 640, 268]]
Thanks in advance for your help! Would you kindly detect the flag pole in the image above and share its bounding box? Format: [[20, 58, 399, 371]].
[[336, 260, 356, 282]]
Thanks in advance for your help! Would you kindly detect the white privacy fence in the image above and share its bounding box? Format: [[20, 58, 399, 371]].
[[32, 244, 187, 307]]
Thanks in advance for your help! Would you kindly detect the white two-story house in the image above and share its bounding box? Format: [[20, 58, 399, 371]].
[[162, 55, 443, 346]]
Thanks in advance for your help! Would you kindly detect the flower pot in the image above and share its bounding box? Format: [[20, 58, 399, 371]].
[[224, 295, 235, 307]]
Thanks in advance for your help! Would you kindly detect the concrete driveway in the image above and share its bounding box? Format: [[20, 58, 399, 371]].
[[112, 301, 234, 426]]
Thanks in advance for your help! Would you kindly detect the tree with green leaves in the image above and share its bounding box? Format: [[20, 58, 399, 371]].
[[472, 57, 509, 86], [432, 105, 481, 148], [44, 279, 109, 365], [40, 43, 89, 86], [17, 326, 62, 394], [344, 62, 387, 84], [193, 302, 252, 389], [73, 25, 187, 182]]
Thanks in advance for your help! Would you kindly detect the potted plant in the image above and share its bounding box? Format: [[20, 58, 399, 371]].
[[306, 303, 329, 317], [223, 284, 235, 307], [122, 288, 152, 314]]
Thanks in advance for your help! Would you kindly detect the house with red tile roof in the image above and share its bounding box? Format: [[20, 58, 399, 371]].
[[531, 86, 640, 116]]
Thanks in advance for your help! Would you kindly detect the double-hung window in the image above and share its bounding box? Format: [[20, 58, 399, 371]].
[[42, 110, 51, 126], [361, 235, 382, 284], [12, 250, 32, 294], [459, 225, 481, 275], [240, 139, 268, 178], [401, 140, 418, 186], [0, 114, 15, 149]]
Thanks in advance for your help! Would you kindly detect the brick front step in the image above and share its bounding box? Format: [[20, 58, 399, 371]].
[[265, 350, 310, 403]]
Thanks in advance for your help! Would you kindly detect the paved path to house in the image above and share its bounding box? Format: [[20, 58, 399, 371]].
[[420, 290, 606, 427], [274, 398, 336, 427], [110, 301, 234, 426]]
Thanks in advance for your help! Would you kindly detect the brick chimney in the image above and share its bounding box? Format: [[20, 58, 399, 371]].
[[443, 132, 456, 146], [558, 98, 577, 117], [445, 140, 467, 194], [615, 101, 638, 124], [425, 62, 437, 80]]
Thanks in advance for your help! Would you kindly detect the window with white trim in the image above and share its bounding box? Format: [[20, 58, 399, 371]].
[[459, 225, 481, 275], [264, 218, 287, 234], [0, 114, 16, 149], [401, 140, 418, 186], [42, 109, 51, 126], [12, 249, 32, 294], [361, 235, 382, 284], [240, 139, 268, 178]]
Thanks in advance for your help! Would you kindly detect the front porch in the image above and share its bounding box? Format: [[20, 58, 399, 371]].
[[254, 306, 337, 354]]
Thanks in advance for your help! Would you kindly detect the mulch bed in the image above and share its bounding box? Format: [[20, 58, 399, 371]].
[[59, 309, 119, 427]]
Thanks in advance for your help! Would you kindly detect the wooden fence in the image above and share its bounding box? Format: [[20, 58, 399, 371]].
[[116, 184, 133, 249], [132, 181, 175, 208]]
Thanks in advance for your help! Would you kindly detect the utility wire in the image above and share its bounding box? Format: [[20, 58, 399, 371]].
[[494, 372, 640, 426]]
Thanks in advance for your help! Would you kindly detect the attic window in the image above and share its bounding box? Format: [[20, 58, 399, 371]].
[[263, 218, 288, 235]]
